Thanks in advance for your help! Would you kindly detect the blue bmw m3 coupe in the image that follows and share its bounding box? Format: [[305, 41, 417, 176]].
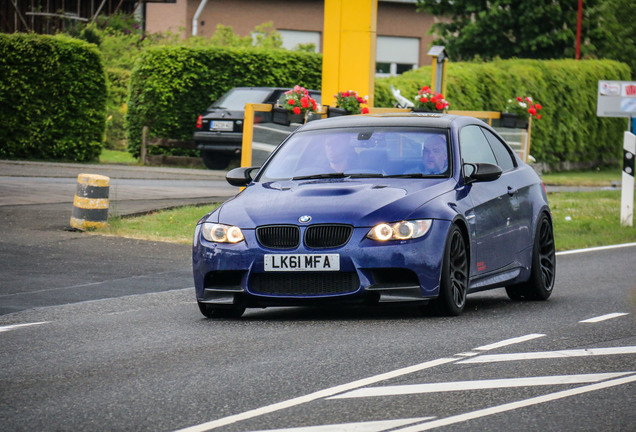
[[192, 113, 555, 318]]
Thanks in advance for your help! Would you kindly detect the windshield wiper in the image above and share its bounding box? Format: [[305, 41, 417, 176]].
[[292, 173, 347, 180], [384, 173, 425, 178], [346, 173, 386, 178], [292, 172, 388, 180]]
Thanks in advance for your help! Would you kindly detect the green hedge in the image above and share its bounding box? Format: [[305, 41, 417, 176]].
[[126, 46, 322, 157], [105, 67, 131, 150], [376, 59, 631, 166], [0, 34, 107, 162]]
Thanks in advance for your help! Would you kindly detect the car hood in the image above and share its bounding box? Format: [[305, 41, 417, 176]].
[[214, 178, 456, 228]]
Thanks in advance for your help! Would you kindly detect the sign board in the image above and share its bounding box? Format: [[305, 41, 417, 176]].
[[597, 81, 636, 117]]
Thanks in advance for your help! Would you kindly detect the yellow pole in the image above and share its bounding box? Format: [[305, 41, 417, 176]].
[[322, 0, 377, 108], [240, 103, 255, 168]]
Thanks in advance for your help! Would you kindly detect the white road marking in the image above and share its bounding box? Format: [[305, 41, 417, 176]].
[[328, 372, 633, 399], [247, 417, 435, 432], [458, 346, 636, 364], [0, 321, 48, 333], [580, 312, 629, 323], [173, 358, 457, 432], [455, 352, 480, 357], [473, 333, 545, 351], [390, 374, 636, 432], [173, 333, 547, 432], [556, 242, 636, 256]]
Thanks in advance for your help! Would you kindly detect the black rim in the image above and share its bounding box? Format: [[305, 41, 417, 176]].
[[538, 218, 556, 291], [449, 230, 468, 308]]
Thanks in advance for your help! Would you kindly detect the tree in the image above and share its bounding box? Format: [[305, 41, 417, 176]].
[[589, 0, 636, 78], [416, 0, 602, 61]]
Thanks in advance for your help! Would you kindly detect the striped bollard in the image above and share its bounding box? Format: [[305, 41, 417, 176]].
[[621, 132, 635, 227], [70, 173, 110, 231]]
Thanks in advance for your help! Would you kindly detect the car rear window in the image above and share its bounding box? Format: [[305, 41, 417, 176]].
[[210, 89, 272, 110]]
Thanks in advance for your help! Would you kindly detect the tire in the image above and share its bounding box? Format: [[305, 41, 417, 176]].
[[201, 150, 231, 170], [198, 301, 245, 319], [506, 213, 556, 301], [432, 225, 469, 316]]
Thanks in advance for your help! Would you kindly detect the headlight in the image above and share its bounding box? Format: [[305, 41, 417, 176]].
[[201, 223, 244, 243], [366, 220, 432, 241]]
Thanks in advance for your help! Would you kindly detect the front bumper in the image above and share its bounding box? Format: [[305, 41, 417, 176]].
[[192, 220, 451, 308]]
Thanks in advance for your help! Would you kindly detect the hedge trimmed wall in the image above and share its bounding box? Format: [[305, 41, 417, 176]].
[[126, 46, 322, 157], [0, 34, 107, 162], [376, 59, 631, 167]]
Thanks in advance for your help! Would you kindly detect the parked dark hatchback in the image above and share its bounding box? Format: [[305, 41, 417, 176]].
[[194, 87, 321, 169]]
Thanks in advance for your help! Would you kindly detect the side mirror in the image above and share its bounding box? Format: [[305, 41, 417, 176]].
[[463, 163, 502, 183], [226, 167, 260, 187]]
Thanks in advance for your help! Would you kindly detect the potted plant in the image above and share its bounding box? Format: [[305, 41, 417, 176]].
[[412, 85, 449, 112], [273, 85, 318, 125], [329, 90, 370, 116], [501, 96, 542, 128]]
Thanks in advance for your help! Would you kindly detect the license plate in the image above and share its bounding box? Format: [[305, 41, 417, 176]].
[[264, 254, 340, 272], [210, 120, 233, 131]]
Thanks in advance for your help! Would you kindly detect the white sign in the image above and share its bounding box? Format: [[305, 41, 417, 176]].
[[597, 81, 636, 117]]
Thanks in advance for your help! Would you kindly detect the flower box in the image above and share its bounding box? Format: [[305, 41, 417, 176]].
[[328, 107, 349, 117], [411, 108, 439, 113], [272, 107, 304, 125], [500, 112, 529, 129]]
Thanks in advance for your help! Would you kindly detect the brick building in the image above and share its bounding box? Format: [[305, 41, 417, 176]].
[[146, 0, 437, 76], [3, 0, 437, 76]]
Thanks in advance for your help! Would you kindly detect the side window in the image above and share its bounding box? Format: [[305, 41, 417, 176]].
[[459, 125, 497, 165], [482, 128, 516, 172]]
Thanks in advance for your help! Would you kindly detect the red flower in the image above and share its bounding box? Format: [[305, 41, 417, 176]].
[[420, 97, 428, 103], [287, 99, 296, 106], [436, 101, 444, 110], [537, 114, 542, 119], [517, 96, 523, 102], [300, 97, 310, 109], [361, 107, 369, 114], [293, 106, 301, 115], [528, 107, 537, 116], [535, 103, 542, 110]]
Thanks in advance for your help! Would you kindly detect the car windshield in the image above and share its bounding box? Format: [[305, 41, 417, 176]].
[[259, 127, 451, 181], [210, 88, 272, 110]]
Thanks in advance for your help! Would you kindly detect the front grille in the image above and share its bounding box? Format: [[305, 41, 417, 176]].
[[305, 224, 353, 249], [256, 225, 300, 249], [250, 272, 359, 296]]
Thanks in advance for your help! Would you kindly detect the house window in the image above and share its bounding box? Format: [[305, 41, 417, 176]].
[[376, 36, 419, 77], [278, 30, 320, 52]]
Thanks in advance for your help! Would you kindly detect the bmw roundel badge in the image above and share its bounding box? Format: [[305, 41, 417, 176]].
[[298, 215, 312, 223]]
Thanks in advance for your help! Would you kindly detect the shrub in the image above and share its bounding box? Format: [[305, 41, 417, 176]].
[[0, 33, 107, 162], [105, 67, 131, 150], [126, 46, 322, 157], [375, 59, 631, 166]]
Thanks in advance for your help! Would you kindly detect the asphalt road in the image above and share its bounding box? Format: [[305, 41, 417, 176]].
[[0, 160, 236, 315], [1, 159, 635, 431], [1, 246, 635, 432]]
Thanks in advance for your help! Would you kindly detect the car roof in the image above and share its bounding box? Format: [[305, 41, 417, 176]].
[[299, 113, 480, 131], [229, 86, 320, 93]]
